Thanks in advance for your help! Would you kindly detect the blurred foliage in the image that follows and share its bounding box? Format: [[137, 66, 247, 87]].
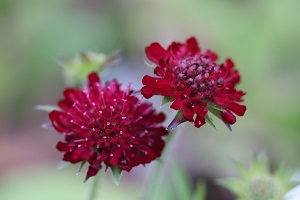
[[219, 153, 294, 200]]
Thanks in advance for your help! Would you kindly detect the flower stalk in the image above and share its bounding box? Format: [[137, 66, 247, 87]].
[[139, 128, 178, 200], [86, 174, 100, 200]]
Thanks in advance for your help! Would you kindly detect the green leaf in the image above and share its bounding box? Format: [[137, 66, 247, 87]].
[[205, 114, 217, 130], [192, 182, 206, 200], [167, 109, 187, 130], [171, 160, 192, 200], [35, 105, 60, 112], [57, 161, 70, 169], [79, 160, 86, 172], [111, 166, 122, 186], [161, 96, 174, 107]]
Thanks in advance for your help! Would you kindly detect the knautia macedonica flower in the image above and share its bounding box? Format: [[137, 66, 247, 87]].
[[49, 72, 168, 181], [141, 37, 246, 129]]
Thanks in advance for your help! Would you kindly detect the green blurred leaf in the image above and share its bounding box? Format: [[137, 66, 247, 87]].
[[111, 166, 122, 186], [171, 160, 192, 200], [192, 182, 206, 200]]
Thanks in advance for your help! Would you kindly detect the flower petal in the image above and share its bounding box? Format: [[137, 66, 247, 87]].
[[145, 42, 166, 63], [142, 75, 157, 85], [194, 115, 206, 128], [85, 165, 101, 181], [72, 146, 94, 161], [186, 37, 200, 55], [170, 98, 183, 110], [221, 110, 236, 124], [229, 102, 246, 116], [141, 86, 156, 99]]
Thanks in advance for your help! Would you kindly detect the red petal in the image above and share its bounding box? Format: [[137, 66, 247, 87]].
[[88, 72, 100, 86], [186, 37, 200, 54], [72, 146, 94, 160], [182, 105, 194, 122], [141, 86, 156, 99], [205, 50, 218, 61], [85, 165, 101, 181], [156, 80, 173, 96], [63, 152, 72, 162], [229, 102, 246, 116], [221, 110, 236, 124], [56, 142, 70, 152], [155, 113, 166, 123], [194, 115, 206, 128], [49, 111, 67, 133], [170, 98, 183, 110], [110, 147, 122, 165], [141, 146, 157, 160], [145, 42, 166, 63], [225, 58, 234, 69], [142, 75, 157, 85], [195, 105, 208, 118]]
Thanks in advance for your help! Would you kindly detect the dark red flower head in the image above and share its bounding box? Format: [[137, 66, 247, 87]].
[[141, 37, 246, 129], [49, 72, 168, 180]]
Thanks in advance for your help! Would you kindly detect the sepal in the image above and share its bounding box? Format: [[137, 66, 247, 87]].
[[111, 166, 122, 186], [161, 96, 174, 107], [207, 103, 232, 131], [167, 109, 187, 130]]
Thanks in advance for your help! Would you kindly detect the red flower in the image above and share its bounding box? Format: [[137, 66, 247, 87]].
[[49, 73, 168, 181], [141, 37, 246, 129]]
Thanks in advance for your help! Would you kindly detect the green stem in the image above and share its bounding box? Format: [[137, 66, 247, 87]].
[[86, 174, 100, 200], [139, 129, 178, 200]]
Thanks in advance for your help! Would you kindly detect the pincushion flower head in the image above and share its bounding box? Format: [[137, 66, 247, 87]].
[[49, 72, 168, 181], [141, 37, 246, 129]]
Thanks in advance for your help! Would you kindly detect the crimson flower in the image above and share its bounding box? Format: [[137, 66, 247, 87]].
[[49, 72, 168, 181], [141, 37, 246, 129]]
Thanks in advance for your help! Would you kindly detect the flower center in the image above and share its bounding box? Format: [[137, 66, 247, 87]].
[[173, 54, 224, 95]]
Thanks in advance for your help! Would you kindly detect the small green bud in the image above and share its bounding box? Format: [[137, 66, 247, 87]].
[[219, 154, 294, 200], [61, 51, 117, 87]]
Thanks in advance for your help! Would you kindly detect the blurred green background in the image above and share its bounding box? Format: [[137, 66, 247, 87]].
[[1, 0, 300, 199]]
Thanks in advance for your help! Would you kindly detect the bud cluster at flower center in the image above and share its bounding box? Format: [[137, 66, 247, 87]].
[[173, 54, 224, 97]]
